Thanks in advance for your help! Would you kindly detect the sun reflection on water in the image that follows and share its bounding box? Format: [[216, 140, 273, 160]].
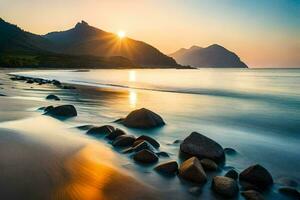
[[129, 90, 137, 108], [128, 70, 136, 82]]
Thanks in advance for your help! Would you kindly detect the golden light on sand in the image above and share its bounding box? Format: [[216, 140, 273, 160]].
[[128, 70, 136, 82], [117, 30, 126, 39]]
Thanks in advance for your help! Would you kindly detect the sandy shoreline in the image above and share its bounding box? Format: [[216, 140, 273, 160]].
[[0, 71, 164, 200]]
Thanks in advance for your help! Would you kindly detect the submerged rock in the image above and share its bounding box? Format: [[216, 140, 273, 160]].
[[133, 135, 160, 148], [44, 105, 54, 112], [224, 147, 237, 155], [239, 164, 273, 190], [277, 177, 298, 187], [188, 186, 202, 196], [87, 125, 114, 135], [44, 105, 77, 118], [212, 176, 239, 198], [121, 108, 165, 129], [133, 149, 159, 164], [156, 151, 169, 157], [200, 159, 218, 171], [225, 169, 238, 180], [180, 132, 225, 164], [278, 187, 300, 199], [76, 125, 95, 131], [178, 157, 207, 184], [46, 94, 60, 101], [106, 128, 126, 140], [154, 160, 178, 175], [113, 135, 136, 147], [241, 190, 264, 200]]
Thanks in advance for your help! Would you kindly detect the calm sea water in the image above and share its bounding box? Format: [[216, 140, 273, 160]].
[[13, 68, 300, 198]]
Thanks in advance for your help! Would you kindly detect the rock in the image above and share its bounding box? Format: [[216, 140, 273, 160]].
[[44, 105, 77, 118], [200, 159, 218, 171], [212, 176, 239, 198], [154, 161, 178, 174], [224, 147, 237, 155], [87, 125, 115, 135], [180, 132, 225, 164], [46, 94, 60, 101], [156, 151, 169, 157], [61, 85, 76, 89], [76, 125, 95, 131], [113, 135, 136, 147], [133, 149, 159, 164], [240, 181, 259, 191], [38, 106, 46, 110], [113, 118, 124, 123], [44, 105, 54, 112], [178, 157, 207, 184], [278, 187, 300, 199], [239, 164, 273, 190], [225, 169, 238, 180], [122, 140, 157, 154], [106, 128, 126, 140], [277, 177, 298, 187], [122, 108, 165, 129], [133, 135, 160, 148], [133, 141, 156, 152], [52, 80, 61, 86], [241, 190, 264, 200], [173, 139, 182, 144]]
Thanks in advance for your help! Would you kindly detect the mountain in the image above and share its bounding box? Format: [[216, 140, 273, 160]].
[[44, 21, 178, 67], [0, 18, 178, 68], [0, 18, 53, 54], [170, 44, 248, 68]]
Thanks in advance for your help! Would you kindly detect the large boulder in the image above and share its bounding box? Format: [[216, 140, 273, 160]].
[[241, 190, 264, 200], [154, 161, 178, 175], [44, 105, 77, 118], [178, 157, 207, 184], [46, 94, 60, 101], [133, 149, 159, 164], [211, 176, 239, 198], [121, 108, 165, 129], [87, 125, 115, 135], [113, 135, 136, 147], [133, 135, 160, 148], [239, 164, 273, 190], [180, 132, 225, 164]]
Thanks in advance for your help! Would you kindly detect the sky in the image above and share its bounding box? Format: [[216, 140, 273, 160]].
[[1, 0, 300, 68]]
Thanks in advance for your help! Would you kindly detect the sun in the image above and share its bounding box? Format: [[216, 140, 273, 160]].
[[117, 31, 126, 39]]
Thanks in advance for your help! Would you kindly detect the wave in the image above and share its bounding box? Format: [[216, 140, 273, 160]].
[[70, 80, 300, 108]]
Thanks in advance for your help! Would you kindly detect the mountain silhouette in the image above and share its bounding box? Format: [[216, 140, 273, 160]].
[[170, 44, 248, 68], [0, 19, 178, 68], [44, 21, 178, 67], [0, 18, 52, 54]]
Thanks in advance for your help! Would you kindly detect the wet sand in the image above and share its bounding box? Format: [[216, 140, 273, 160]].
[[0, 71, 162, 200]]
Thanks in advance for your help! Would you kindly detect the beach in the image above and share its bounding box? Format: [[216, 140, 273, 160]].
[[0, 68, 299, 199]]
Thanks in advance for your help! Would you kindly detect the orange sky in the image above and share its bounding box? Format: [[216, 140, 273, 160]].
[[1, 0, 300, 68]]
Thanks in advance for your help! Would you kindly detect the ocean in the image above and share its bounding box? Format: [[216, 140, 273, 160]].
[[13, 68, 300, 199]]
